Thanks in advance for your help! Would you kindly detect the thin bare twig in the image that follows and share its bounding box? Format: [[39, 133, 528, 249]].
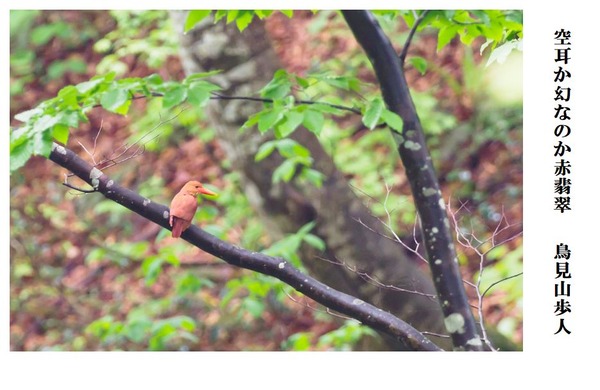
[[282, 289, 353, 321], [210, 92, 362, 115], [399, 10, 430, 65], [351, 182, 428, 264], [421, 331, 451, 339], [481, 272, 523, 299], [351, 185, 521, 350], [447, 199, 523, 351], [62, 178, 97, 194], [353, 217, 397, 244], [108, 109, 184, 165], [316, 256, 437, 300], [351, 183, 521, 346], [67, 108, 186, 183], [382, 182, 428, 264]]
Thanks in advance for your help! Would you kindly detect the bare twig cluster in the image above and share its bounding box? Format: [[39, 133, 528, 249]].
[[447, 199, 523, 351], [340, 181, 522, 350], [316, 255, 437, 300], [63, 109, 186, 193]]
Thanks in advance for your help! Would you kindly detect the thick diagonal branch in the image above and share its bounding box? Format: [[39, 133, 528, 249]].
[[342, 10, 483, 351], [47, 143, 441, 351]]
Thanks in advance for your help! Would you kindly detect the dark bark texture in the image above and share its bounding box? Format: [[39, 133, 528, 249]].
[[170, 11, 452, 350], [342, 10, 483, 350]]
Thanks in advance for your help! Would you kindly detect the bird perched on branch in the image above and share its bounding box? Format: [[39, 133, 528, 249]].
[[169, 180, 217, 238]]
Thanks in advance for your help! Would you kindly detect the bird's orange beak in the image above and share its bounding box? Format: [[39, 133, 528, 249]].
[[199, 187, 217, 197]]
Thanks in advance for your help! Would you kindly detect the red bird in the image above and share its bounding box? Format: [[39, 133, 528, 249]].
[[169, 180, 217, 238]]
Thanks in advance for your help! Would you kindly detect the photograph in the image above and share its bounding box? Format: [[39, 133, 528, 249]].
[[5, 3, 594, 388], [9, 8, 523, 352]]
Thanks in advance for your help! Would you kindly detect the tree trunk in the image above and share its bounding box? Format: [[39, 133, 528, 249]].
[[170, 12, 451, 350]]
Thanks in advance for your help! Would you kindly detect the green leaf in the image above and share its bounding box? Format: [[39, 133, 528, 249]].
[[31, 21, 71, 46], [459, 26, 479, 46], [187, 83, 210, 107], [241, 112, 261, 130], [280, 10, 294, 18], [437, 24, 460, 51], [14, 262, 34, 279], [297, 221, 316, 236], [52, 124, 69, 144], [301, 168, 324, 188], [86, 316, 119, 340], [362, 97, 384, 129], [380, 109, 404, 132], [188, 79, 221, 92], [115, 99, 131, 115], [162, 250, 181, 267], [315, 104, 344, 116], [196, 205, 219, 221], [258, 108, 284, 133], [75, 77, 105, 94], [10, 126, 30, 151], [277, 110, 304, 138], [302, 109, 324, 135], [203, 224, 226, 239], [56, 110, 82, 128], [236, 11, 255, 31], [85, 248, 107, 265], [142, 257, 164, 286], [47, 58, 87, 80], [56, 85, 79, 108], [272, 159, 297, 183], [144, 73, 164, 86], [33, 128, 53, 157], [10, 139, 33, 173], [125, 319, 151, 343], [486, 21, 506, 44], [294, 75, 310, 89], [400, 11, 416, 28], [284, 332, 311, 351], [32, 114, 58, 134], [254, 10, 273, 19], [347, 77, 362, 93], [94, 38, 112, 53], [100, 88, 130, 113], [243, 297, 265, 318], [162, 85, 188, 109], [176, 273, 214, 295], [323, 76, 349, 90], [14, 108, 42, 123], [444, 10, 457, 19], [221, 280, 243, 309], [486, 39, 523, 67], [263, 235, 302, 263], [260, 70, 291, 99], [255, 141, 277, 162], [184, 71, 222, 83], [276, 139, 310, 159], [150, 322, 176, 347], [303, 234, 325, 251], [177, 316, 196, 332], [226, 10, 239, 24], [185, 10, 212, 33], [214, 10, 227, 22], [409, 56, 428, 75]]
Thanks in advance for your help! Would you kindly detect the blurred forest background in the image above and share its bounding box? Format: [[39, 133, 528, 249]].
[[9, 10, 523, 351]]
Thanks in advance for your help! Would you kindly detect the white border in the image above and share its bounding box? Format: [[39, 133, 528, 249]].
[[3, 1, 599, 388]]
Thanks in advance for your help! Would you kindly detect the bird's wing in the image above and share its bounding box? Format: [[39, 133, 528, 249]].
[[170, 193, 198, 221]]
